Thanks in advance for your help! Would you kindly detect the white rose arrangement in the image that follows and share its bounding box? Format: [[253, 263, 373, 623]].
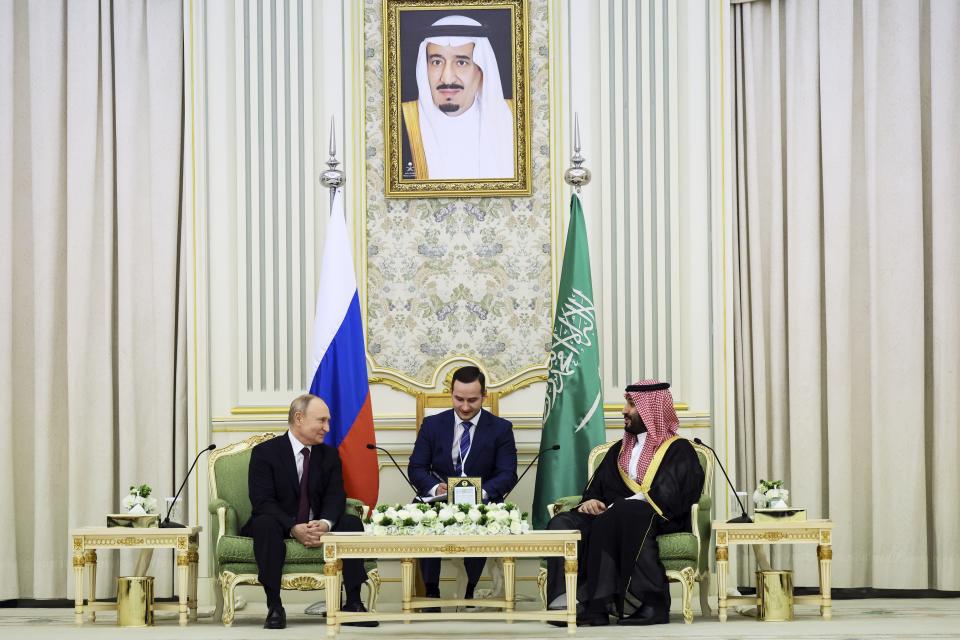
[[365, 502, 531, 536], [122, 484, 159, 515], [753, 479, 790, 509]]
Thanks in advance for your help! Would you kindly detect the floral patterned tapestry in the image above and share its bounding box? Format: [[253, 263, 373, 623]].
[[363, 0, 553, 385]]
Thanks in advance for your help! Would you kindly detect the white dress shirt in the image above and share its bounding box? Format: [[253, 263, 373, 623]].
[[626, 432, 648, 502]]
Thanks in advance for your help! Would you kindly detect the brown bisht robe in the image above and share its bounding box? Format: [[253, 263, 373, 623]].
[[546, 436, 704, 617]]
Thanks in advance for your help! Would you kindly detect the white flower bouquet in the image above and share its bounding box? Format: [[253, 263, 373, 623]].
[[753, 479, 790, 509], [122, 484, 159, 515], [365, 502, 531, 536]]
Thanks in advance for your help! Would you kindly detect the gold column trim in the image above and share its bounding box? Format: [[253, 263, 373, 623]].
[[564, 559, 577, 573], [716, 547, 729, 561], [817, 546, 832, 561], [323, 560, 343, 576], [230, 406, 288, 416]]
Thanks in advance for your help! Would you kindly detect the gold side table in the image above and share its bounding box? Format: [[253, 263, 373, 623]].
[[70, 526, 201, 626], [713, 519, 832, 622]]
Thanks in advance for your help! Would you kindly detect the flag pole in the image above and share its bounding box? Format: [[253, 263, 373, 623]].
[[564, 112, 591, 193], [319, 116, 344, 208], [533, 112, 604, 528]]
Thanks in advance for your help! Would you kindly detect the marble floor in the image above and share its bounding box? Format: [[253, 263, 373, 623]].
[[2, 599, 959, 640]]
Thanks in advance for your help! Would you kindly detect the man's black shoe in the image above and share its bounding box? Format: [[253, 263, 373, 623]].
[[263, 605, 286, 629], [547, 611, 609, 627], [617, 603, 669, 626], [341, 600, 379, 627]]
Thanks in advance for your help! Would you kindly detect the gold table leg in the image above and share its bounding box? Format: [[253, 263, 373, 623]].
[[564, 557, 577, 634], [716, 545, 729, 622], [84, 550, 98, 622], [72, 543, 85, 626], [325, 559, 343, 637], [188, 548, 199, 621], [503, 557, 516, 622], [818, 544, 832, 620], [176, 549, 190, 626], [400, 558, 413, 623]]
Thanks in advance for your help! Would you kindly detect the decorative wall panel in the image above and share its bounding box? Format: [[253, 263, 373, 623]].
[[234, 0, 318, 396], [362, 0, 553, 387], [600, 0, 676, 388]]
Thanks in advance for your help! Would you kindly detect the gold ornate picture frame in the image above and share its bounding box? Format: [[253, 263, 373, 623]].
[[383, 0, 532, 198]]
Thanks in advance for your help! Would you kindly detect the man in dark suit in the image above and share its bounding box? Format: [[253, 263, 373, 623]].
[[242, 394, 377, 629], [408, 366, 518, 604]]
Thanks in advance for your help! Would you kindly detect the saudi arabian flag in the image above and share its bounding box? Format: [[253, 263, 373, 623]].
[[532, 193, 606, 529]]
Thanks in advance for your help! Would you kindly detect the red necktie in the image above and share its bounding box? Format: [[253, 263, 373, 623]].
[[296, 447, 311, 524]]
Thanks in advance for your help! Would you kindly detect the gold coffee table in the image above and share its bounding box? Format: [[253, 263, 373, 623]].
[[713, 519, 833, 622], [70, 526, 201, 626], [320, 530, 581, 636]]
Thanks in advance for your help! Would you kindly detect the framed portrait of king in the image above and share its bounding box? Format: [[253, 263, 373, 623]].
[[383, 0, 532, 198]]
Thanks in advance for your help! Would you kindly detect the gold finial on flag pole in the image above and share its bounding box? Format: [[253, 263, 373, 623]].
[[564, 113, 591, 193], [319, 116, 345, 207]]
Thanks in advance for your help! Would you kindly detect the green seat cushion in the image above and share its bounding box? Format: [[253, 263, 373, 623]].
[[217, 535, 326, 565], [657, 532, 698, 564]]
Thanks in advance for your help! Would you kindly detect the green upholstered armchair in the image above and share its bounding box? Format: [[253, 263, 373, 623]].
[[536, 438, 714, 624], [208, 433, 381, 626]]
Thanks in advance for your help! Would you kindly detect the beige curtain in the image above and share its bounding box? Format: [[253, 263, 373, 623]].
[[0, 0, 186, 598], [732, 0, 960, 589]]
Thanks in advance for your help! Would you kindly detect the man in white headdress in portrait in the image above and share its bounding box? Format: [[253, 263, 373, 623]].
[[401, 14, 515, 180]]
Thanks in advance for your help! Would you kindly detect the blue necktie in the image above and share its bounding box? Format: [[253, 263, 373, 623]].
[[455, 422, 472, 476]]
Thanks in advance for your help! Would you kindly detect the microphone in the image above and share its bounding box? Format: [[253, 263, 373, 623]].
[[693, 438, 751, 523], [366, 444, 425, 503], [500, 444, 560, 502], [160, 443, 216, 528]]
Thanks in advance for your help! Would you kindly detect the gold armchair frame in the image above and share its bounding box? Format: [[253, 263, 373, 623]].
[[415, 391, 500, 431]]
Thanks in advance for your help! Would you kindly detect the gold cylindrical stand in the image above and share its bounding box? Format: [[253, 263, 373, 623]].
[[756, 570, 793, 621], [117, 576, 154, 627]]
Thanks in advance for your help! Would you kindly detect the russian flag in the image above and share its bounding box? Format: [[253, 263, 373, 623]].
[[308, 188, 378, 508]]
